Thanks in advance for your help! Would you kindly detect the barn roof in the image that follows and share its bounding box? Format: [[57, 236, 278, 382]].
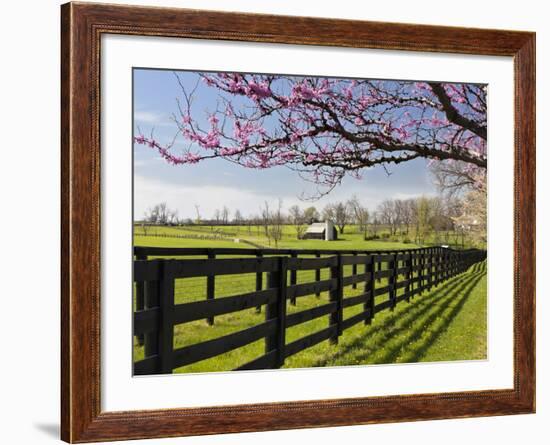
[[305, 223, 326, 234]]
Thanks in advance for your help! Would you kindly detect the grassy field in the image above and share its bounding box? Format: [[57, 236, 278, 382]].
[[134, 222, 483, 251], [134, 224, 421, 251], [133, 245, 487, 373]]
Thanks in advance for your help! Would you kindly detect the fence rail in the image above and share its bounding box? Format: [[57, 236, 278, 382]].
[[133, 246, 486, 375]]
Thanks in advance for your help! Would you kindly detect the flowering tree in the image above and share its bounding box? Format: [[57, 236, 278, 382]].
[[135, 72, 487, 193]]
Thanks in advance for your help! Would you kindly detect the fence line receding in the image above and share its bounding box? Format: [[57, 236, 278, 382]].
[[133, 246, 486, 375]]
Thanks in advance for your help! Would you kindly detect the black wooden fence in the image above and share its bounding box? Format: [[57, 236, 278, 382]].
[[133, 246, 486, 375]]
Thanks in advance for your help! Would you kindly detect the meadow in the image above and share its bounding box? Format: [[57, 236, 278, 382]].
[[133, 225, 487, 373], [133, 222, 478, 251]]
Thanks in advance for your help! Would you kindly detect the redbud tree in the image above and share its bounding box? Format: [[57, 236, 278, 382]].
[[135, 72, 487, 193]]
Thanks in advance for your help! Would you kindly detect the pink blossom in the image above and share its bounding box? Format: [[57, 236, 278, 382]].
[[137, 73, 486, 189], [246, 81, 271, 99]]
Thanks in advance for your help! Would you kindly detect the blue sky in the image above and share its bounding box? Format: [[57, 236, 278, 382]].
[[133, 68, 438, 221]]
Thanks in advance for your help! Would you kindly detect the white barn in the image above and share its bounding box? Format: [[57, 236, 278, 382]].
[[303, 220, 337, 241]]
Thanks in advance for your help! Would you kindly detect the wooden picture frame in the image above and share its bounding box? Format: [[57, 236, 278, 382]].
[[61, 2, 535, 442]]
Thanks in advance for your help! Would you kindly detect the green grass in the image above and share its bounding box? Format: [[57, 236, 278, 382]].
[[134, 223, 485, 250], [286, 261, 487, 368], [133, 259, 487, 373], [134, 224, 418, 251]]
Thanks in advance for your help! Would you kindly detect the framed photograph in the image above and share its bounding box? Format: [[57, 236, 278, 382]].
[[61, 2, 535, 442]]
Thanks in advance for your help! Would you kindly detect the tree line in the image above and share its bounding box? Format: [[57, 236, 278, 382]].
[[139, 189, 485, 248]]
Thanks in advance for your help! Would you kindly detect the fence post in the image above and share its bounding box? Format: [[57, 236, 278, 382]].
[[419, 250, 424, 293], [414, 250, 420, 298], [440, 248, 445, 281], [451, 251, 456, 277], [352, 252, 358, 289], [435, 248, 439, 286], [290, 252, 298, 306], [315, 252, 321, 297], [410, 251, 416, 299], [390, 253, 398, 311], [158, 261, 175, 374], [434, 247, 442, 286], [377, 251, 382, 283], [365, 254, 375, 325], [439, 248, 444, 284], [265, 257, 287, 368], [433, 248, 438, 286], [143, 276, 160, 361], [255, 251, 263, 313], [329, 254, 343, 344], [406, 252, 412, 303], [435, 247, 443, 285], [443, 248, 447, 281], [135, 253, 147, 346], [419, 249, 425, 295], [143, 260, 174, 374], [428, 248, 433, 291], [206, 251, 216, 325]]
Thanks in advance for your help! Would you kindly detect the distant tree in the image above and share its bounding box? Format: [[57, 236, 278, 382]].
[[213, 209, 221, 225], [260, 201, 270, 240], [429, 197, 445, 243], [167, 208, 178, 225], [415, 197, 432, 244], [194, 204, 201, 224], [431, 160, 486, 196], [322, 204, 335, 222], [288, 205, 306, 239], [348, 195, 369, 233], [401, 199, 416, 235], [143, 207, 156, 224], [303, 206, 320, 224], [140, 222, 149, 236], [245, 213, 254, 235], [378, 200, 398, 236], [222, 206, 230, 225], [324, 201, 351, 234], [393, 199, 408, 234], [268, 200, 285, 248], [158, 202, 169, 224], [370, 212, 380, 237], [456, 188, 486, 246], [233, 209, 243, 225], [442, 195, 462, 243], [144, 202, 172, 225]]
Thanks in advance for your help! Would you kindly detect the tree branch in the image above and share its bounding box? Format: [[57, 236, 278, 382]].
[[429, 82, 487, 140]]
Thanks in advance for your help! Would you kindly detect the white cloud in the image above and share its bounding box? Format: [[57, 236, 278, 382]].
[[134, 110, 174, 127], [393, 191, 436, 201], [134, 173, 437, 220], [134, 110, 162, 123], [134, 175, 285, 220]]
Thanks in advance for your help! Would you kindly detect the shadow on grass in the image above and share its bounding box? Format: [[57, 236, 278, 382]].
[[311, 261, 487, 367]]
